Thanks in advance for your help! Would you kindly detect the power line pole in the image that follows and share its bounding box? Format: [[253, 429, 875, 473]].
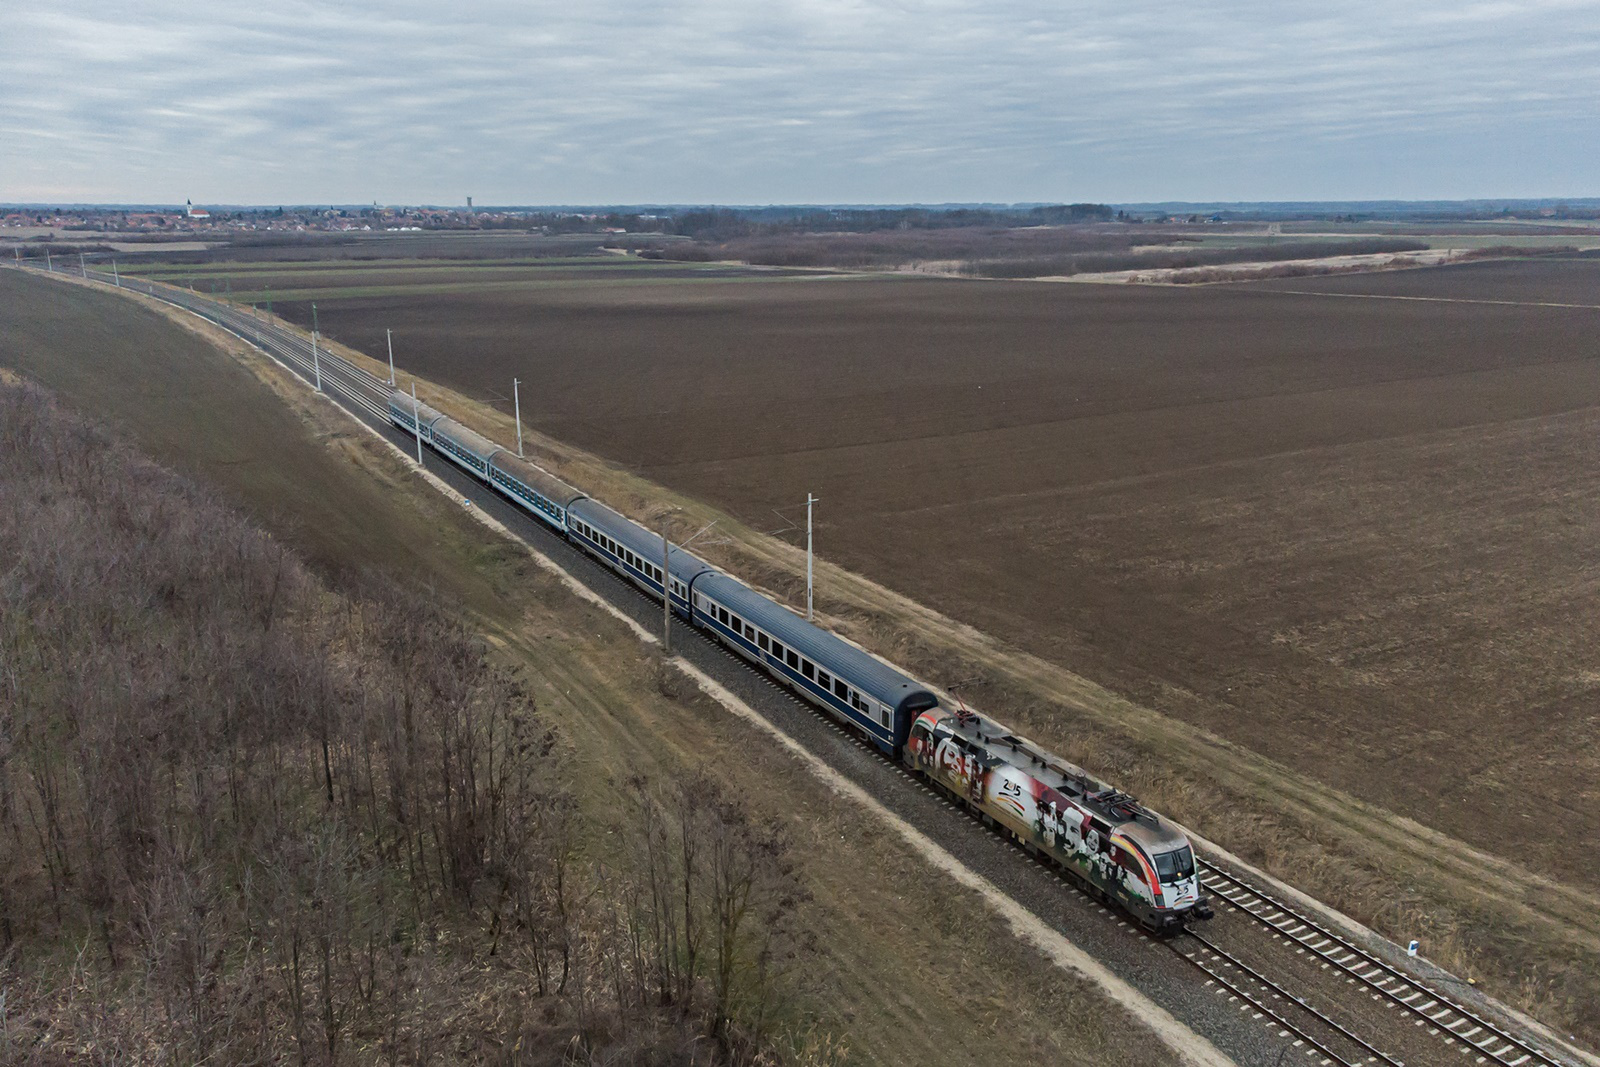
[[513, 377, 524, 457], [806, 493, 818, 620], [661, 520, 673, 655], [386, 328, 396, 385], [310, 302, 323, 392], [412, 381, 424, 465]]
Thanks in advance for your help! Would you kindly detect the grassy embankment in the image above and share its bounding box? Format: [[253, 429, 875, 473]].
[[0, 267, 1181, 1066]]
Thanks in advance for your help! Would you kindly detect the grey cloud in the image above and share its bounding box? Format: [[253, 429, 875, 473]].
[[3, 0, 1598, 203]]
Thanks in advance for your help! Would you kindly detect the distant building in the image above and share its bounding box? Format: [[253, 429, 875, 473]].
[[185, 198, 210, 220]]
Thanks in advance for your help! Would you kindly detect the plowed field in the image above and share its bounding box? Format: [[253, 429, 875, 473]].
[[262, 260, 1600, 890]]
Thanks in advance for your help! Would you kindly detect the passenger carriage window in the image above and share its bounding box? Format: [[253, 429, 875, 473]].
[[817, 670, 831, 690], [834, 678, 849, 699], [743, 623, 755, 641], [800, 660, 815, 681], [785, 649, 799, 669], [758, 633, 770, 652]]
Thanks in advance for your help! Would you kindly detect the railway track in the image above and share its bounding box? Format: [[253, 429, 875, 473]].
[[1176, 930, 1402, 1067], [21, 262, 1587, 1067], [1197, 861, 1569, 1067], [67, 267, 393, 421]]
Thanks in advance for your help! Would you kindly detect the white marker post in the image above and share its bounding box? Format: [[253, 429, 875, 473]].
[[45, 249, 52, 272], [386, 328, 396, 385], [310, 301, 323, 393], [806, 492, 818, 620], [112, 261, 120, 287], [513, 377, 524, 457], [78, 252, 86, 278], [412, 381, 424, 465]]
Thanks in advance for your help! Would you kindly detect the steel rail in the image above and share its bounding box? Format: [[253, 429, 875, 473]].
[[106, 273, 391, 421], [1173, 938, 1364, 1067], [1181, 930, 1405, 1067], [1198, 861, 1565, 1067]]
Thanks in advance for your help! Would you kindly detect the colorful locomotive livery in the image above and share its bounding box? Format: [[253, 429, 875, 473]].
[[389, 390, 1212, 934], [906, 708, 1210, 932]]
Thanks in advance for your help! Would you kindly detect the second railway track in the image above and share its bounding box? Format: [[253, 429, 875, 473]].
[[1196, 862, 1569, 1067]]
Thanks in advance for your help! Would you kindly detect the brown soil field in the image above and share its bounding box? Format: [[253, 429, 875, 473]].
[[267, 267, 1600, 902], [0, 268, 1182, 1066], [133, 261, 805, 302]]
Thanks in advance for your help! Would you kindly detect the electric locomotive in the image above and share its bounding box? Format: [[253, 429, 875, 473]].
[[906, 707, 1211, 932]]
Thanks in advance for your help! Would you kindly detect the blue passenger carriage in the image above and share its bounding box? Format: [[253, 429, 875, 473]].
[[388, 391, 443, 444], [390, 389, 583, 534], [488, 451, 583, 534], [691, 573, 938, 754], [429, 416, 500, 479], [567, 497, 716, 616]]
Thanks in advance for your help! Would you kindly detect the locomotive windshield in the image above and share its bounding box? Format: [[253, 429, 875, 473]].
[[1154, 846, 1195, 882]]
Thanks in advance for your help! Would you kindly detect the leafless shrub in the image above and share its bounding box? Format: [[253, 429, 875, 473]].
[[1455, 244, 1579, 260], [0, 381, 816, 1063], [963, 238, 1430, 279]]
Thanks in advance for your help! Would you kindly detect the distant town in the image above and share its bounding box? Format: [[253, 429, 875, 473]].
[[1, 201, 667, 237]]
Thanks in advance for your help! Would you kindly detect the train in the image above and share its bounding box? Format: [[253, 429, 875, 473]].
[[388, 389, 1212, 933]]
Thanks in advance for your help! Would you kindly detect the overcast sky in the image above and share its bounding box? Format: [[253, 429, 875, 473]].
[[4, 1, 1598, 206]]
